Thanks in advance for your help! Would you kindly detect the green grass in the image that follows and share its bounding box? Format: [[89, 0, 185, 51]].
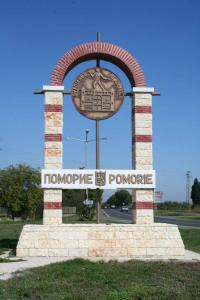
[[0, 259, 200, 299], [0, 219, 200, 299], [155, 209, 200, 217], [180, 228, 200, 253], [0, 219, 42, 255], [155, 210, 200, 222]]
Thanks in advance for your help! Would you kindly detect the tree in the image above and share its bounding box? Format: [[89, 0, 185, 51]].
[[0, 164, 42, 219], [63, 189, 86, 207], [63, 188, 104, 221], [88, 189, 103, 203], [191, 178, 200, 207], [77, 204, 95, 221], [106, 190, 132, 207]]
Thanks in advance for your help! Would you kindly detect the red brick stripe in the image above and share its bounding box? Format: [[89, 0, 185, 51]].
[[50, 42, 146, 87], [132, 202, 153, 209], [45, 134, 62, 142], [44, 202, 62, 209], [133, 135, 152, 142], [45, 105, 62, 112], [133, 106, 151, 113]]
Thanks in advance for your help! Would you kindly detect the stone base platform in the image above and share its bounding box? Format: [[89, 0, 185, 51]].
[[17, 223, 185, 260]]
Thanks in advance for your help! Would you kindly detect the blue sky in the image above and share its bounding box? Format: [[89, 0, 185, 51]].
[[0, 0, 199, 202]]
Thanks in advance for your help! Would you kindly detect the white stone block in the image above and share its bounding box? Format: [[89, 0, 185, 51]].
[[135, 156, 152, 165], [17, 248, 29, 257], [135, 190, 154, 202], [45, 239, 61, 249], [133, 87, 154, 93], [45, 112, 63, 127], [128, 247, 147, 256], [43, 217, 62, 225], [29, 248, 48, 257], [134, 97, 152, 106], [43, 85, 64, 92], [44, 148, 62, 158], [134, 164, 153, 170], [44, 189, 62, 196], [135, 127, 152, 135], [134, 113, 152, 121], [18, 239, 35, 248], [165, 247, 185, 256], [67, 231, 88, 240], [61, 240, 79, 248], [45, 92, 63, 105], [44, 163, 62, 169], [48, 249, 68, 257], [43, 209, 62, 218], [68, 248, 88, 257], [45, 126, 63, 134], [49, 231, 65, 240], [44, 192, 62, 203], [45, 142, 62, 149], [44, 156, 62, 164], [134, 143, 152, 150], [146, 248, 166, 256], [134, 215, 154, 224], [35, 239, 49, 249], [134, 120, 152, 128], [103, 248, 127, 257], [136, 209, 153, 217], [115, 231, 133, 240], [115, 239, 134, 248], [134, 149, 152, 157]]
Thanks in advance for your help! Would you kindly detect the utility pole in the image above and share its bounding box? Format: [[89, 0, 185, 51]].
[[96, 31, 101, 224], [186, 171, 191, 204]]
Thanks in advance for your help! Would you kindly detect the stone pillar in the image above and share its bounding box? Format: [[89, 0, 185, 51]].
[[132, 87, 154, 224], [43, 85, 64, 225]]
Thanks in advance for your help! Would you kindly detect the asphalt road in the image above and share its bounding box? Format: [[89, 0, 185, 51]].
[[105, 208, 200, 228]]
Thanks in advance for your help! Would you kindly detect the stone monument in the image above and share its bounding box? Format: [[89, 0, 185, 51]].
[[17, 40, 185, 260]]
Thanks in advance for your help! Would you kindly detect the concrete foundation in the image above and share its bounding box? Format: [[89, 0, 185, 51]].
[[17, 223, 185, 261]]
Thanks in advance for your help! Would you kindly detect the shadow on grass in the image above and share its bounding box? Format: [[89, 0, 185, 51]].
[[0, 239, 18, 255]]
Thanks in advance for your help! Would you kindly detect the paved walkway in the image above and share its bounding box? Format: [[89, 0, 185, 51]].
[[0, 257, 68, 280], [0, 250, 200, 281]]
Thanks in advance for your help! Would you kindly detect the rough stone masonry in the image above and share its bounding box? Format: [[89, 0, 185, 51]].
[[17, 224, 185, 260], [16, 41, 185, 259]]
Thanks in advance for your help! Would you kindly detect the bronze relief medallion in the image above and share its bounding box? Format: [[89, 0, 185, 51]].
[[71, 67, 124, 120]]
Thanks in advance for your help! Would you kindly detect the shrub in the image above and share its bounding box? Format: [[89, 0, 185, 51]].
[[77, 204, 95, 221], [157, 202, 191, 210]]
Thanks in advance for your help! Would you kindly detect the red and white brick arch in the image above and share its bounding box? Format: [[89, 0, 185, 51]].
[[42, 42, 155, 225]]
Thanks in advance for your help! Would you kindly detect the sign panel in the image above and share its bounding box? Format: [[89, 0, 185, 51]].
[[71, 67, 124, 120], [154, 191, 163, 203], [41, 169, 156, 189]]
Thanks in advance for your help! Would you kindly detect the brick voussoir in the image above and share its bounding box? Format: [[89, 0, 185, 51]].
[[44, 202, 62, 209], [45, 105, 63, 112], [45, 134, 62, 142], [50, 42, 146, 87], [132, 202, 153, 209], [133, 135, 152, 142], [133, 106, 152, 113]]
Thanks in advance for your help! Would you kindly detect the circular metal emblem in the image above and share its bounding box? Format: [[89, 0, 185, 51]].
[[71, 67, 124, 120]]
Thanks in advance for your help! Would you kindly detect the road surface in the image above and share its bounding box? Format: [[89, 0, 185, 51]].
[[105, 208, 200, 228]]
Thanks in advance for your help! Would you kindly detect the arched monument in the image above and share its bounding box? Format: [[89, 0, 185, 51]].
[[17, 39, 185, 260]]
